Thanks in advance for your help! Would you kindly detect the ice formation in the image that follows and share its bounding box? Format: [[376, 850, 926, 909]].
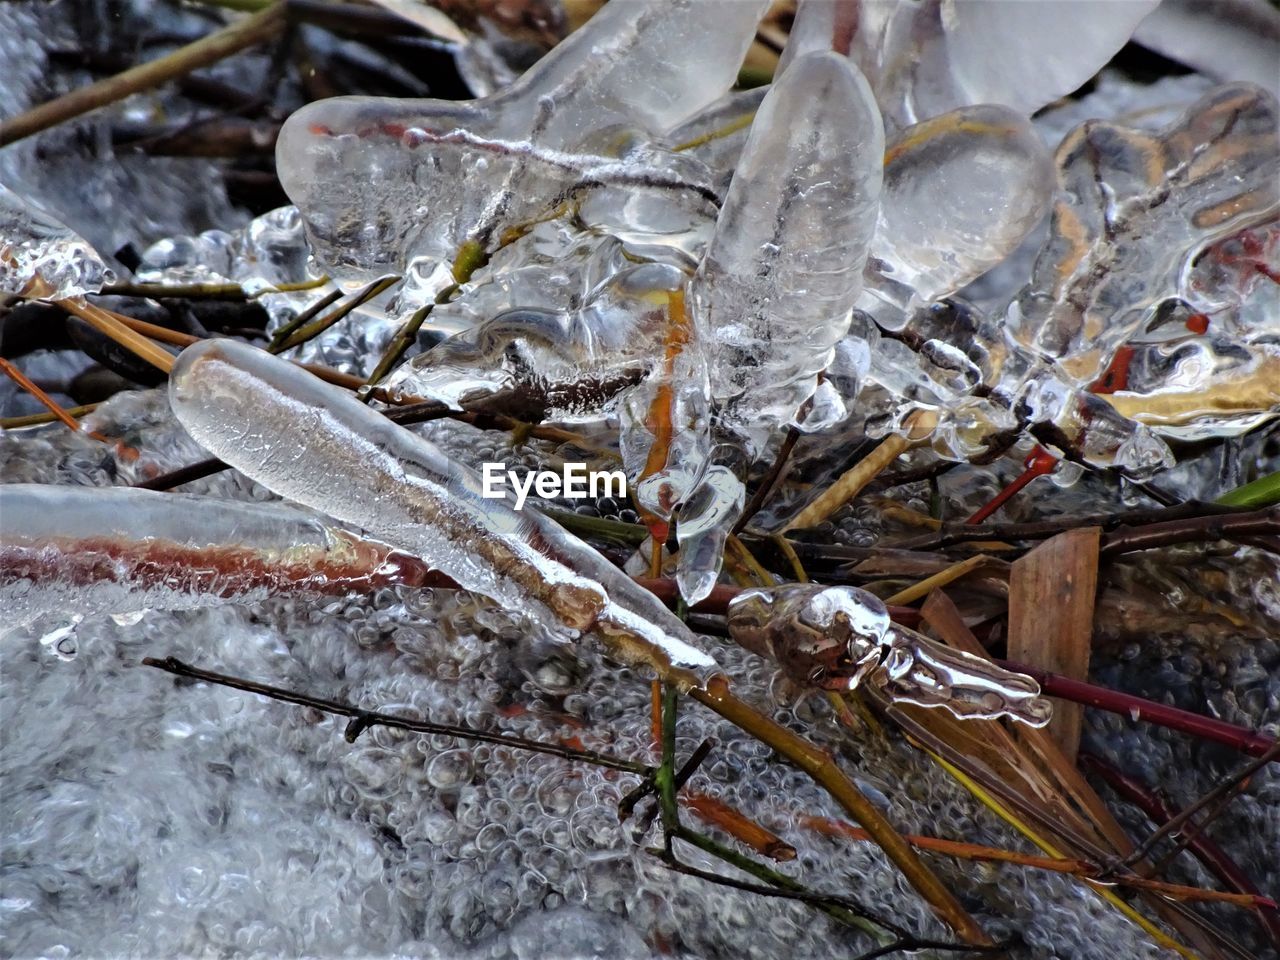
[[861, 104, 1055, 321], [275, 0, 768, 281], [728, 584, 1053, 727], [794, 0, 1161, 132], [169, 338, 719, 686], [690, 51, 883, 453], [0, 484, 431, 635], [1004, 83, 1280, 387], [0, 182, 112, 299]]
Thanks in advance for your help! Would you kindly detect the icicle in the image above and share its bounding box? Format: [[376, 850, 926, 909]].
[[690, 51, 883, 458], [728, 584, 1052, 726], [168, 339, 719, 687], [0, 484, 428, 634]]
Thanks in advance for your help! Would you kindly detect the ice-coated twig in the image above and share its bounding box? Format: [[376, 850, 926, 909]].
[[728, 584, 1053, 727], [168, 338, 719, 688], [0, 484, 435, 633]]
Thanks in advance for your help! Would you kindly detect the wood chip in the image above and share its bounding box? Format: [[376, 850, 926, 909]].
[[1007, 527, 1102, 762]]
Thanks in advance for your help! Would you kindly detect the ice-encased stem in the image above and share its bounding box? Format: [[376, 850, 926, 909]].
[[168, 339, 718, 687], [0, 484, 430, 632], [690, 51, 883, 457]]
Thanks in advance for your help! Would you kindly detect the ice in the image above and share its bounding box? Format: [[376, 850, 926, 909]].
[[1004, 84, 1280, 388], [0, 182, 112, 300], [1133, 0, 1280, 98], [829, 0, 1160, 132], [0, 484, 427, 633], [275, 0, 767, 281], [168, 339, 719, 685], [861, 105, 1056, 322], [385, 262, 684, 423], [673, 455, 746, 605], [689, 52, 883, 457], [728, 584, 1053, 726]]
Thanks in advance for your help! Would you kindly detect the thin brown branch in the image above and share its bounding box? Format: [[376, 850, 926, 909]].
[[143, 656, 649, 774], [0, 5, 287, 147]]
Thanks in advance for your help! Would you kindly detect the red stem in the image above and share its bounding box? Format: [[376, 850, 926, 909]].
[[1080, 753, 1280, 950], [966, 446, 1058, 525], [1000, 660, 1279, 760]]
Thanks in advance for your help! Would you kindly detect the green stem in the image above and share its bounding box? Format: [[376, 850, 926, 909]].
[[1217, 470, 1280, 509]]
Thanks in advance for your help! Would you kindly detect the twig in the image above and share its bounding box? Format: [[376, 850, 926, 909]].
[[780, 416, 929, 533], [684, 792, 797, 862], [890, 501, 1254, 552], [142, 656, 649, 774], [269, 276, 399, 353], [0, 5, 288, 146], [1080, 753, 1280, 950], [882, 554, 989, 606], [0, 403, 99, 430], [666, 825, 897, 939], [1002, 661, 1280, 759], [1100, 506, 1280, 557], [58, 299, 175, 373], [1118, 741, 1280, 870], [733, 425, 801, 534], [100, 281, 248, 300], [0, 357, 106, 440], [689, 678, 992, 945], [800, 817, 1273, 909]]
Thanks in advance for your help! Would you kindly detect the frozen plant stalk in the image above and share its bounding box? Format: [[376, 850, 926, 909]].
[[729, 584, 1052, 726], [690, 52, 883, 457], [169, 339, 719, 688], [0, 485, 430, 634]]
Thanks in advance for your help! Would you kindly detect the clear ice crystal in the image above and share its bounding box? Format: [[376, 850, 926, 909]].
[[276, 0, 767, 281], [689, 51, 883, 457], [168, 339, 719, 685], [861, 105, 1056, 322], [386, 262, 684, 423], [0, 182, 112, 300], [728, 584, 1052, 726], [1004, 83, 1280, 387], [816, 0, 1160, 132]]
